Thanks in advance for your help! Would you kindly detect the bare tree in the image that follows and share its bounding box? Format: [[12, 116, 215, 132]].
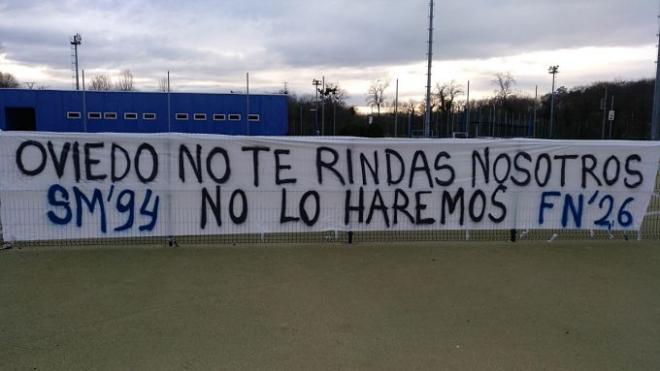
[[434, 81, 463, 115], [493, 72, 516, 103], [158, 77, 171, 93], [320, 83, 347, 106], [0, 71, 20, 88], [318, 83, 348, 135], [90, 74, 113, 91], [366, 80, 390, 116], [115, 69, 135, 91], [399, 99, 418, 114]]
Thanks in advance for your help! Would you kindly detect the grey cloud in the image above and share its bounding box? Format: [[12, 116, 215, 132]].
[[4, 0, 655, 69], [0, 0, 656, 96], [267, 0, 655, 67]]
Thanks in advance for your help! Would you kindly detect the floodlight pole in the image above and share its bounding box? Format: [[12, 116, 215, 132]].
[[466, 80, 470, 136], [652, 19, 660, 140], [167, 71, 171, 133], [533, 85, 538, 138], [394, 78, 399, 137], [312, 79, 322, 135], [548, 65, 559, 139], [71, 34, 82, 91], [82, 69, 87, 132], [246, 72, 250, 135], [321, 76, 325, 136], [424, 0, 434, 138]]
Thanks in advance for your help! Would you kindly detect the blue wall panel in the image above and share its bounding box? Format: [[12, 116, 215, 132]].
[[0, 89, 288, 135]]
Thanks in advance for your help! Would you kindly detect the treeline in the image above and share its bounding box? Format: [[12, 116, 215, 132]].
[[286, 94, 388, 137], [541, 79, 653, 140], [287, 79, 655, 140], [3, 66, 654, 139]]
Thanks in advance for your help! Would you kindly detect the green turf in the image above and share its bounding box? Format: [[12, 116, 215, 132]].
[[1, 241, 659, 370]]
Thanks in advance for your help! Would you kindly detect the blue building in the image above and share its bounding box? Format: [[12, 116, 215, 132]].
[[0, 89, 288, 135]]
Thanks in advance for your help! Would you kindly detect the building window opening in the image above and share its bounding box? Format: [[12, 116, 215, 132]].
[[6, 107, 36, 131]]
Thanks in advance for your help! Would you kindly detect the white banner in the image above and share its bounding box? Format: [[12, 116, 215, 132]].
[[0, 132, 658, 241]]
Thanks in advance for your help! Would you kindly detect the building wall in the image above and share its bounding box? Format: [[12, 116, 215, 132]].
[[0, 89, 288, 135]]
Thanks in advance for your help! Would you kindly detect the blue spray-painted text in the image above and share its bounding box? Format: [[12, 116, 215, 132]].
[[539, 191, 634, 229], [47, 184, 160, 233]]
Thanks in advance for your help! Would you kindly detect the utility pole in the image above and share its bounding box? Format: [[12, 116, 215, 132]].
[[321, 76, 325, 136], [424, 0, 434, 138], [246, 72, 250, 135], [600, 87, 608, 139], [167, 71, 171, 132], [652, 12, 660, 140], [548, 65, 559, 139], [394, 78, 399, 137], [82, 69, 87, 132], [466, 80, 470, 136], [333, 99, 337, 136], [533, 85, 538, 138], [312, 79, 322, 135], [608, 95, 615, 139], [490, 104, 495, 137]]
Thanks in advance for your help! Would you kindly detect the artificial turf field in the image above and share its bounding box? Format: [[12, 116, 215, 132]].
[[1, 240, 659, 370]]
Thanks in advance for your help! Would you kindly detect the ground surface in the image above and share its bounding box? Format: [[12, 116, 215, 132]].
[[1, 240, 659, 371]]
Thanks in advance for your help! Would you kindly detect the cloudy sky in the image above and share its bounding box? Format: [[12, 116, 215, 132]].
[[0, 0, 657, 109]]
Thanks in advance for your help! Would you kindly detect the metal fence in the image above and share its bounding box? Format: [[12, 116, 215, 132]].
[[2, 169, 658, 249]]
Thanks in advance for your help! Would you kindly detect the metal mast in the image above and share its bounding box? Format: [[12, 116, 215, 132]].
[[394, 78, 399, 137], [70, 34, 82, 90], [312, 79, 322, 135], [548, 65, 559, 138], [652, 11, 660, 140], [466, 80, 470, 135], [424, 0, 434, 138]]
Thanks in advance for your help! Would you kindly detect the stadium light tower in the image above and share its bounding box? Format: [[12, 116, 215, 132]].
[[71, 33, 82, 90], [423, 0, 435, 138], [548, 65, 559, 138], [652, 13, 660, 140], [312, 79, 322, 135]]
